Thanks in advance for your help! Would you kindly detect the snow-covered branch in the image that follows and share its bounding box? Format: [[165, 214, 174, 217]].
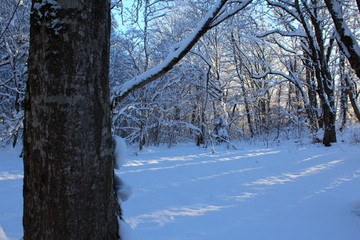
[[257, 28, 306, 38], [251, 69, 308, 90], [112, 0, 252, 108]]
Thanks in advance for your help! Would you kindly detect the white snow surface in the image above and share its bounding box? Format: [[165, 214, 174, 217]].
[[1, 139, 360, 239]]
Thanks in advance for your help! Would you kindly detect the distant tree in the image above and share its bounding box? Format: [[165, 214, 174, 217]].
[[265, 0, 337, 146], [23, 0, 119, 239]]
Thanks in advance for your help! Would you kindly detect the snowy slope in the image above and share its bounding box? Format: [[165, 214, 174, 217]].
[[1, 141, 360, 239]]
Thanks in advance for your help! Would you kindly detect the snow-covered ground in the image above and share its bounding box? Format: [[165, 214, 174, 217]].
[[1, 139, 360, 239]]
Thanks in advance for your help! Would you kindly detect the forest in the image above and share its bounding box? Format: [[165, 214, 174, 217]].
[[1, 0, 360, 149], [1, 0, 360, 239]]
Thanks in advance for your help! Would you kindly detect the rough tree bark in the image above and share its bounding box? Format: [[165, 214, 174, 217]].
[[23, 0, 120, 239]]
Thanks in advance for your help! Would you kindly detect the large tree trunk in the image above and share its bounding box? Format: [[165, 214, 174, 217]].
[[24, 1, 120, 239]]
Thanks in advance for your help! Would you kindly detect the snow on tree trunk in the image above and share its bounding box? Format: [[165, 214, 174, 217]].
[[325, 0, 360, 79], [112, 135, 132, 204], [112, 135, 132, 237], [23, 1, 120, 239], [112, 135, 127, 170], [213, 114, 229, 143]]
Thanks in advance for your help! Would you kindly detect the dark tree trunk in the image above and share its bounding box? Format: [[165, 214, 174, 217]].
[[339, 54, 348, 131], [325, 0, 360, 79], [344, 74, 360, 122], [304, 61, 319, 132], [242, 85, 254, 137], [24, 1, 120, 239], [196, 109, 206, 146], [322, 102, 337, 146]]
